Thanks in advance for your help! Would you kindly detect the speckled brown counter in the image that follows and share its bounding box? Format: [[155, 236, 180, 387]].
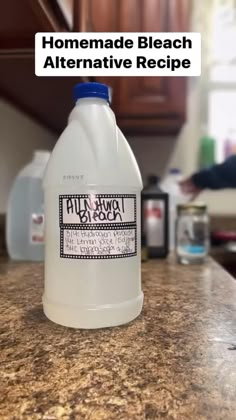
[[1, 257, 236, 419]]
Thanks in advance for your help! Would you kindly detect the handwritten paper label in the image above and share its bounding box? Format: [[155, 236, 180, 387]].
[[61, 195, 135, 224], [62, 228, 136, 258], [59, 194, 137, 259]]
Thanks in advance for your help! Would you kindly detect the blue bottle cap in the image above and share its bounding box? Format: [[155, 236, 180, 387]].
[[73, 82, 109, 102]]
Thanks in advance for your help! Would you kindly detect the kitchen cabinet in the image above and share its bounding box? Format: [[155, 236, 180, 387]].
[[83, 0, 190, 135], [0, 0, 70, 50], [0, 56, 81, 133], [0, 0, 81, 133], [0, 0, 190, 135]]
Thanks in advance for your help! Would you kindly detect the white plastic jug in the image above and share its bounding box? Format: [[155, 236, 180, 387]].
[[160, 168, 184, 251], [43, 82, 143, 329], [6, 150, 50, 261]]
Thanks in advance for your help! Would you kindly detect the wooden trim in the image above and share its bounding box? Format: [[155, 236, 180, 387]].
[[168, 0, 190, 33], [28, 0, 67, 31], [73, 0, 90, 31], [44, 0, 71, 30], [0, 50, 34, 58]]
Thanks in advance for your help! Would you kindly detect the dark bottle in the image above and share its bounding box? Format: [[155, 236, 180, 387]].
[[141, 233, 148, 262], [142, 175, 169, 258]]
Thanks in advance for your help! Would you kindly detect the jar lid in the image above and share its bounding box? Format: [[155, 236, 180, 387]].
[[177, 202, 207, 213]]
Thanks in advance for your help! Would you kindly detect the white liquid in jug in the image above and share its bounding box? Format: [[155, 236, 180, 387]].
[[43, 83, 143, 329], [7, 151, 50, 261], [7, 177, 44, 260]]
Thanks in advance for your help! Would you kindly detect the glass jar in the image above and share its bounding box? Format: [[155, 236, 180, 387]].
[[176, 203, 209, 264]]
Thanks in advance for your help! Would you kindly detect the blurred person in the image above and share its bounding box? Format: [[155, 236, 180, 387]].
[[179, 155, 236, 199]]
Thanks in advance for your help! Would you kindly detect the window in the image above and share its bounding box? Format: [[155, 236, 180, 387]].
[[208, 0, 236, 162]]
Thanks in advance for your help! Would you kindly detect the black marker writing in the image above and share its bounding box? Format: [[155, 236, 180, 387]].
[[66, 196, 125, 223]]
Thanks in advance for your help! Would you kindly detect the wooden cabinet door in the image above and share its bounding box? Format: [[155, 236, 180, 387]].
[[117, 0, 189, 134], [87, 0, 120, 108], [76, 0, 190, 134]]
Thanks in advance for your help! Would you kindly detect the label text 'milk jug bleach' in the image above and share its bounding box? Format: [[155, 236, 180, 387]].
[[43, 82, 143, 328]]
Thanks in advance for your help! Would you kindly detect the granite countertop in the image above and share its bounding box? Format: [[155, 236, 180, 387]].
[[1, 258, 236, 419]]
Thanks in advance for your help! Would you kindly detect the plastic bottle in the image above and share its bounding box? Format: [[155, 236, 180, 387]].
[[224, 129, 236, 159], [224, 137, 232, 160], [43, 82, 143, 329], [199, 134, 215, 169], [6, 150, 50, 261], [142, 175, 169, 258], [160, 168, 184, 251]]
